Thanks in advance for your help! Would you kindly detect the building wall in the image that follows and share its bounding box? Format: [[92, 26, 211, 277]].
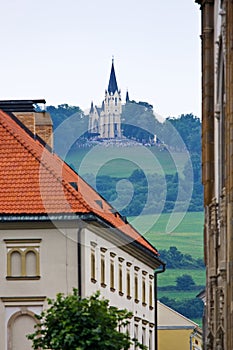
[[197, 0, 233, 348], [158, 329, 195, 350], [82, 226, 155, 349], [0, 223, 157, 350]]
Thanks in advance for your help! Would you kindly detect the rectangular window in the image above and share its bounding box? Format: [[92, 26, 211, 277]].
[[119, 264, 123, 295], [110, 259, 115, 291], [134, 274, 139, 302], [134, 324, 138, 350], [149, 330, 153, 350], [91, 249, 96, 282], [142, 277, 146, 305], [142, 327, 146, 346], [149, 282, 153, 309], [101, 255, 106, 287], [127, 269, 131, 298]]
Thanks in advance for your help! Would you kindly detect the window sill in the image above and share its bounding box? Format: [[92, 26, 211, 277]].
[[6, 276, 40, 281], [110, 287, 116, 292], [91, 278, 97, 284], [101, 283, 107, 288]]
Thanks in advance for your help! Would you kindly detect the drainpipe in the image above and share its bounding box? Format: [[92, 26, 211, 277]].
[[154, 262, 166, 350], [77, 227, 83, 298]]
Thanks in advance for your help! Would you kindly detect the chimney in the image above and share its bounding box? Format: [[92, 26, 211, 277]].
[[0, 100, 53, 149]]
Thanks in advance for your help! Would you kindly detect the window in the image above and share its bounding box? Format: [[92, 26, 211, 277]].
[[142, 277, 146, 306], [149, 330, 153, 350], [101, 255, 106, 287], [134, 274, 139, 302], [5, 239, 41, 280], [110, 259, 115, 291], [119, 264, 123, 295], [149, 282, 153, 309], [91, 249, 96, 283], [142, 327, 146, 346], [134, 324, 138, 350], [127, 269, 131, 299]]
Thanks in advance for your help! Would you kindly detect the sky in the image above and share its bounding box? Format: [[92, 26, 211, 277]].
[[0, 0, 201, 120]]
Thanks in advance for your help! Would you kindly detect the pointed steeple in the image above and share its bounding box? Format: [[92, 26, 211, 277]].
[[126, 90, 130, 103], [90, 101, 94, 114], [108, 58, 118, 94]]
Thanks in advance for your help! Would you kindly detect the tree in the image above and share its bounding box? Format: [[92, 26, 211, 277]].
[[176, 274, 196, 291], [28, 289, 147, 350]]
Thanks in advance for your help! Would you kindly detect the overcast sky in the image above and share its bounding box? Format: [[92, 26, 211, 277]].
[[0, 0, 201, 120]]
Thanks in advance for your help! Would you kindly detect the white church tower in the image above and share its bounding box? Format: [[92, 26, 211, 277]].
[[89, 59, 122, 139]]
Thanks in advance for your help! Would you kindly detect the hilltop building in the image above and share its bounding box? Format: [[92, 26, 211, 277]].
[[196, 0, 233, 348], [88, 59, 122, 139], [0, 99, 164, 349]]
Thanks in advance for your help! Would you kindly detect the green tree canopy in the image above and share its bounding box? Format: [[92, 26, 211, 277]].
[[176, 274, 196, 291], [28, 289, 147, 350]]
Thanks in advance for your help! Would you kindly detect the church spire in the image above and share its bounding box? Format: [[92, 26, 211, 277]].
[[108, 58, 118, 94]]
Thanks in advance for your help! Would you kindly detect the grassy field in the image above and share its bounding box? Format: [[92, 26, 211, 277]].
[[157, 268, 205, 287], [129, 211, 204, 259], [66, 145, 188, 177], [129, 211, 205, 326]]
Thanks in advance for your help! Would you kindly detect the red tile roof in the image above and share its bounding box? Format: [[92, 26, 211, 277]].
[[0, 110, 158, 256]]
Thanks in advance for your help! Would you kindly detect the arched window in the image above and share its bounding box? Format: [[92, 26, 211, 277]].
[[10, 251, 22, 277], [5, 239, 41, 280], [8, 311, 37, 350], [25, 250, 37, 276]]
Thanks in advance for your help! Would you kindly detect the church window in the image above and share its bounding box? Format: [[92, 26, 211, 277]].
[[5, 239, 41, 280], [115, 97, 117, 106]]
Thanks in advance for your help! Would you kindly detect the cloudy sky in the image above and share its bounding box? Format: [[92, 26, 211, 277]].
[[0, 0, 201, 119]]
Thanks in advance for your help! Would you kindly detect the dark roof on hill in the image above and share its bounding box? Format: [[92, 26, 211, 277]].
[[108, 60, 118, 94]]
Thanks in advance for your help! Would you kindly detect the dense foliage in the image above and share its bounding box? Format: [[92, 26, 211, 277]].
[[28, 290, 146, 350], [159, 246, 205, 269], [160, 296, 204, 320]]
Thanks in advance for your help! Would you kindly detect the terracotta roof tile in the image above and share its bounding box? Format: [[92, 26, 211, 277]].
[[0, 110, 158, 256]]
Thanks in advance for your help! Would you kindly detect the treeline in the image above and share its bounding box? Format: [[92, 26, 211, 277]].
[[159, 246, 205, 269], [93, 168, 202, 216], [160, 296, 203, 320], [159, 273, 204, 320]]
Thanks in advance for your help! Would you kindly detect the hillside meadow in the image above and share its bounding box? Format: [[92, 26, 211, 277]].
[[129, 211, 204, 259], [66, 145, 187, 178]]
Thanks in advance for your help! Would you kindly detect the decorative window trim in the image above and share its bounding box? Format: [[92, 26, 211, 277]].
[[5, 240, 41, 279]]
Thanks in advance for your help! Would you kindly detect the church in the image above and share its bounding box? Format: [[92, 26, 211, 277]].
[[88, 59, 123, 139]]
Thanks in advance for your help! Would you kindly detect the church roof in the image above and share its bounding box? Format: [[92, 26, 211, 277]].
[[108, 59, 118, 94], [0, 109, 159, 258]]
